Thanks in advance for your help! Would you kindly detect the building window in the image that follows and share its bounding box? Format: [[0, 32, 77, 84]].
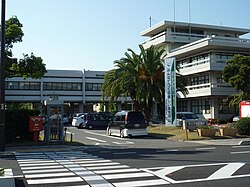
[[177, 100, 188, 112], [190, 75, 209, 86], [85, 83, 103, 91], [43, 82, 82, 91], [191, 99, 210, 114], [5, 82, 40, 90]]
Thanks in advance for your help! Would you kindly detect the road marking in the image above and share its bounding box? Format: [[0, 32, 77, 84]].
[[21, 165, 64, 170], [86, 165, 130, 170], [113, 179, 170, 187], [142, 162, 249, 184], [74, 159, 112, 164], [208, 163, 245, 179], [80, 162, 120, 167], [231, 151, 250, 154], [20, 162, 60, 167], [195, 147, 216, 150], [112, 141, 134, 145], [23, 168, 69, 174], [86, 137, 107, 143], [156, 149, 178, 153], [25, 172, 76, 179], [84, 130, 132, 141], [102, 172, 154, 180], [113, 152, 136, 155], [27, 176, 83, 185], [232, 145, 250, 148], [94, 168, 140, 174]]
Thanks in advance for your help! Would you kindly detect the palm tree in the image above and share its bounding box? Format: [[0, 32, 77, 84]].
[[102, 44, 188, 121]]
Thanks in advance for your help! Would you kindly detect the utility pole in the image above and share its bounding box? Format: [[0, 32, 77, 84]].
[[0, 0, 6, 152]]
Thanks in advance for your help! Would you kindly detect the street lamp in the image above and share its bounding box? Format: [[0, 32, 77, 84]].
[[0, 0, 6, 151]]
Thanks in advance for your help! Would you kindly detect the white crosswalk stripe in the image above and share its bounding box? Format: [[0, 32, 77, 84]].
[[16, 151, 171, 187]]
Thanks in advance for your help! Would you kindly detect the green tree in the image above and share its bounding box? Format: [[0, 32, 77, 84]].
[[102, 44, 188, 121], [4, 16, 46, 78], [222, 54, 250, 106]]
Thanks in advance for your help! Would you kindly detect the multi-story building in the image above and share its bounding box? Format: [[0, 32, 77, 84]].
[[5, 69, 107, 114], [141, 20, 250, 120]]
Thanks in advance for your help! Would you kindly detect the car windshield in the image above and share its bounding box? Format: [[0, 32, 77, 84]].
[[183, 113, 199, 119]]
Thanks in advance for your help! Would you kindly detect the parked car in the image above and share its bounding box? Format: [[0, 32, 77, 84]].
[[107, 111, 148, 138], [176, 112, 207, 131], [72, 113, 86, 127], [72, 112, 111, 129], [233, 115, 240, 122]]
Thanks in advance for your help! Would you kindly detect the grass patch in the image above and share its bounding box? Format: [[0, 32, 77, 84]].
[[147, 125, 242, 141]]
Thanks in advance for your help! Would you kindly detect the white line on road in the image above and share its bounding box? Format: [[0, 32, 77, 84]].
[[195, 147, 216, 150], [156, 149, 179, 153], [113, 179, 170, 187], [232, 145, 250, 148], [113, 152, 136, 155], [27, 176, 83, 185], [86, 137, 107, 143], [207, 163, 245, 180], [231, 151, 250, 154], [102, 172, 154, 180]]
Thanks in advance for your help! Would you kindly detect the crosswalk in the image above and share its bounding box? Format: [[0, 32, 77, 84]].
[[15, 150, 250, 186], [15, 151, 169, 187]]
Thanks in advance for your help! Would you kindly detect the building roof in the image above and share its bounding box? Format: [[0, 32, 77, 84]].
[[141, 20, 250, 37]]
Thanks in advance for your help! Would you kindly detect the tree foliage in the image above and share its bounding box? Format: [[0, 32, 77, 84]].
[[102, 44, 188, 121], [222, 54, 250, 106], [3, 16, 46, 78]]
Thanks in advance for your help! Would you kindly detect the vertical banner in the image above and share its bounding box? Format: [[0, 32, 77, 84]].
[[165, 57, 177, 126]]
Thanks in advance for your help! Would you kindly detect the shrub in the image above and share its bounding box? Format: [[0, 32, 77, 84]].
[[5, 109, 40, 143], [235, 118, 250, 135]]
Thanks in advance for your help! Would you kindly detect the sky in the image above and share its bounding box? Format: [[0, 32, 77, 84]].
[[6, 0, 250, 71]]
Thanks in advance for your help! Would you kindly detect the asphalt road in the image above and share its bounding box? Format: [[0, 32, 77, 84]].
[[68, 126, 250, 187]]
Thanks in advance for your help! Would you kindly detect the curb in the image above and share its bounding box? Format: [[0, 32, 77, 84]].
[[239, 141, 250, 145]]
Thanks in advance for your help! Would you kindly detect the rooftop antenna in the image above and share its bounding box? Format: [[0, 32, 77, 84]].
[[173, 0, 176, 33], [149, 16, 152, 27], [188, 0, 191, 35]]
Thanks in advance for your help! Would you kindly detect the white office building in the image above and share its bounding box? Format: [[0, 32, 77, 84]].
[[5, 69, 107, 114], [141, 20, 250, 120]]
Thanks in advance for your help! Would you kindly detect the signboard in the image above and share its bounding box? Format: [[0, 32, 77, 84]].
[[29, 116, 43, 132], [240, 100, 250, 118], [165, 57, 177, 126]]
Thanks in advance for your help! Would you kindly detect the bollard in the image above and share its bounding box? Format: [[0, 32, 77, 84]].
[[70, 133, 73, 142], [64, 127, 67, 141], [183, 120, 188, 140]]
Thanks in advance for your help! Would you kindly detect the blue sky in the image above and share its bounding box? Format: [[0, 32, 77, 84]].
[[6, 0, 250, 71]]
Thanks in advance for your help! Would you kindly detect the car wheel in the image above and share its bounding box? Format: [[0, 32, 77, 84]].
[[120, 130, 124, 138], [107, 128, 111, 136], [88, 124, 93, 129]]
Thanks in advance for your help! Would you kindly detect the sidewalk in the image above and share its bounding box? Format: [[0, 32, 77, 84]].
[[188, 137, 250, 146]]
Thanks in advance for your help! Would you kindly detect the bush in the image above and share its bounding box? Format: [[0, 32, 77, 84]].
[[235, 118, 250, 135], [5, 109, 40, 143]]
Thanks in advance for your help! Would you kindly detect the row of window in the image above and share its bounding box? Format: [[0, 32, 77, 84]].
[[191, 99, 211, 114], [178, 98, 236, 115], [6, 82, 82, 91], [178, 53, 209, 68], [43, 82, 82, 91], [5, 81, 105, 91], [85, 83, 103, 91], [190, 75, 209, 86]]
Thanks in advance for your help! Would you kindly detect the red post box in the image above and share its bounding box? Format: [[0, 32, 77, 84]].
[[29, 116, 43, 141]]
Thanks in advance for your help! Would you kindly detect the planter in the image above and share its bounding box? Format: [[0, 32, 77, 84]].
[[219, 128, 237, 136], [197, 128, 216, 137]]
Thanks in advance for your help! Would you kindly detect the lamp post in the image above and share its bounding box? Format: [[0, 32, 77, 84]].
[[0, 0, 6, 152]]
